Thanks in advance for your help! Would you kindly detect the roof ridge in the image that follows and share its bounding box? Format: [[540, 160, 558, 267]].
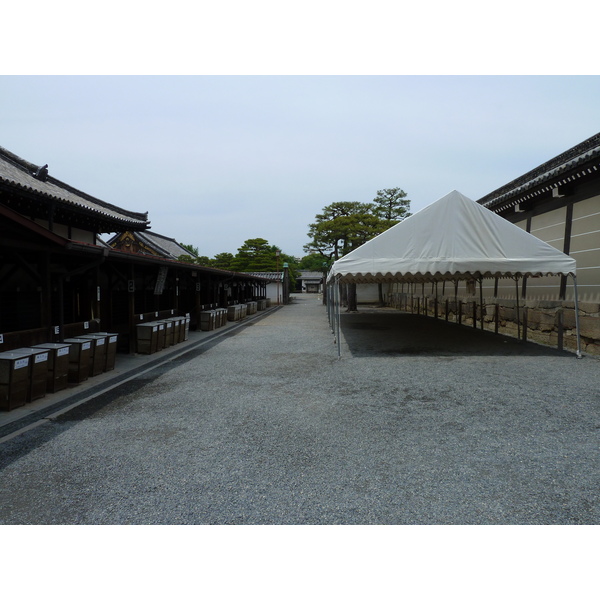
[[479, 131, 600, 204], [0, 145, 149, 223]]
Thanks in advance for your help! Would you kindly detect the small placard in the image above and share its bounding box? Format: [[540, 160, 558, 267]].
[[57, 347, 70, 357], [84, 321, 90, 330], [96, 338, 105, 346], [35, 352, 48, 363], [0, 334, 3, 344], [140, 314, 144, 321], [82, 342, 91, 350], [153, 326, 158, 332], [109, 336, 117, 344], [54, 326, 60, 335], [15, 358, 29, 369]]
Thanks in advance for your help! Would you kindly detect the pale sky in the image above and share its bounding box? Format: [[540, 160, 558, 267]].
[[2, 75, 599, 259]]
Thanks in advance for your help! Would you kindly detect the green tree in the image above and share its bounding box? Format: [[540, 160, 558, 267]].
[[180, 243, 199, 257], [303, 201, 381, 261], [230, 238, 278, 272], [211, 252, 234, 270], [372, 187, 411, 225], [299, 253, 329, 270], [195, 256, 213, 267]]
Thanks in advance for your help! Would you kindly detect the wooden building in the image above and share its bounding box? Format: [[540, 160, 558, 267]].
[[0, 145, 270, 355], [246, 270, 290, 305], [106, 230, 196, 260], [296, 271, 324, 293], [478, 131, 600, 301]]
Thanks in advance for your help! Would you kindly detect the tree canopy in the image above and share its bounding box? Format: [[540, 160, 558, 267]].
[[230, 238, 280, 272], [304, 188, 411, 261], [372, 187, 411, 224]]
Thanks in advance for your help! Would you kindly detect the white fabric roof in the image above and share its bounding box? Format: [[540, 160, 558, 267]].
[[328, 190, 576, 284]]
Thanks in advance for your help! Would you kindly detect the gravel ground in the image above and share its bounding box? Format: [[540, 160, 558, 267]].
[[0, 295, 599, 524]]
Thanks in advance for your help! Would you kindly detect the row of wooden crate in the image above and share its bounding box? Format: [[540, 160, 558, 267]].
[[200, 300, 268, 331], [136, 315, 191, 355], [0, 332, 119, 412]]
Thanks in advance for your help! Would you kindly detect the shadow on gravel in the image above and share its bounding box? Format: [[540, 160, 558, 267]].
[[341, 310, 572, 358]]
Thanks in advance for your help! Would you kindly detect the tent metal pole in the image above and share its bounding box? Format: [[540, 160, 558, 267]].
[[571, 274, 583, 359], [336, 279, 342, 359], [515, 276, 521, 341], [479, 277, 484, 330]]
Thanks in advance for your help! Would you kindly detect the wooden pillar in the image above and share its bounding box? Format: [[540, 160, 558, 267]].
[[128, 264, 136, 354], [195, 276, 202, 328], [57, 275, 65, 342], [93, 265, 101, 323], [41, 251, 52, 335]]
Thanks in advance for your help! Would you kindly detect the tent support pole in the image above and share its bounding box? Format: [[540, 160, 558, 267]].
[[515, 276, 521, 341], [479, 277, 484, 330], [571, 274, 583, 359], [454, 280, 459, 324], [336, 279, 342, 359]]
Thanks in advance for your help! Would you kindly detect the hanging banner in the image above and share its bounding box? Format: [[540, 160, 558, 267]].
[[154, 266, 168, 295]]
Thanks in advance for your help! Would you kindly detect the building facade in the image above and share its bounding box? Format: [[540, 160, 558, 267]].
[[0, 146, 271, 355]]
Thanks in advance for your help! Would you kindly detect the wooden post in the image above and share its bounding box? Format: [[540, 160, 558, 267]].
[[128, 264, 136, 354]]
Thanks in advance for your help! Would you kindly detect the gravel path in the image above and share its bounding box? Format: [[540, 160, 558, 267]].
[[0, 295, 598, 524]]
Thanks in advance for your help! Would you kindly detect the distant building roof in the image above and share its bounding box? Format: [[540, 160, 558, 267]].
[[0, 145, 150, 232], [106, 230, 195, 260], [246, 272, 283, 281], [478, 132, 600, 212], [297, 270, 324, 280]]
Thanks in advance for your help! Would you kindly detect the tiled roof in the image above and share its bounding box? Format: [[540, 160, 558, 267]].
[[246, 272, 283, 281], [133, 231, 195, 259], [478, 132, 600, 210], [0, 146, 150, 229]]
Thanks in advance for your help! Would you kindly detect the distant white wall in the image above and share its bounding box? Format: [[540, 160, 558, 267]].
[[356, 283, 382, 303]]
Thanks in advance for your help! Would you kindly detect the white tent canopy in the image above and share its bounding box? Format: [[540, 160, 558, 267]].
[[327, 190, 581, 357], [328, 190, 576, 284]]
